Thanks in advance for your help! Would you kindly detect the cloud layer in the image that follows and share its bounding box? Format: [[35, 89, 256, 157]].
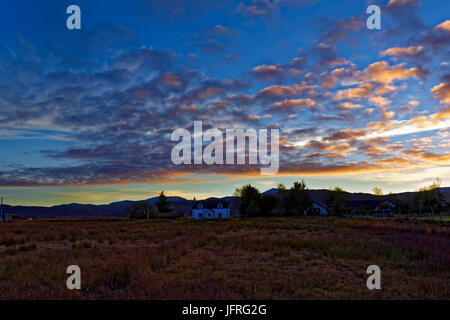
[[0, 0, 449, 197]]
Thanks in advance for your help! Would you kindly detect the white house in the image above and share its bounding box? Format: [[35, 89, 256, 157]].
[[192, 199, 230, 219], [312, 202, 327, 215]]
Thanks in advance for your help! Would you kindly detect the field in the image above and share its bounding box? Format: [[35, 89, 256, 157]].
[[0, 217, 449, 299]]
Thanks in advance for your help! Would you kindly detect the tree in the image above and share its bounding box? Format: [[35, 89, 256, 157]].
[[372, 187, 383, 196], [414, 178, 445, 213], [277, 183, 286, 191], [127, 201, 155, 219], [428, 177, 442, 190], [233, 187, 243, 197], [397, 196, 412, 214], [332, 186, 346, 192], [238, 184, 261, 217], [247, 200, 261, 217], [259, 194, 277, 217], [326, 188, 347, 217], [156, 191, 172, 213], [285, 180, 313, 216], [273, 187, 289, 217]]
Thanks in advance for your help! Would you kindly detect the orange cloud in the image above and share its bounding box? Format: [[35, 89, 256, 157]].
[[420, 152, 450, 164], [274, 98, 316, 109], [435, 20, 450, 32], [278, 162, 393, 176], [375, 157, 417, 166], [251, 64, 284, 80], [431, 107, 450, 120], [307, 140, 356, 155], [210, 101, 230, 110], [380, 111, 395, 120], [158, 73, 183, 87], [335, 83, 372, 100], [322, 67, 361, 89], [370, 96, 391, 107], [381, 46, 424, 57], [257, 83, 312, 97], [431, 83, 450, 104], [178, 104, 198, 111], [365, 107, 450, 137], [246, 115, 260, 120], [258, 85, 297, 96], [336, 102, 364, 110], [401, 148, 450, 164], [365, 61, 420, 85], [323, 129, 366, 142]]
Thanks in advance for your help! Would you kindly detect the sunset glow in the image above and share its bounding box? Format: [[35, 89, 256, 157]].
[[0, 0, 449, 206]]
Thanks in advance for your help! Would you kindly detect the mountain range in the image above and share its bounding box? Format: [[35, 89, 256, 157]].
[[1, 188, 449, 218]]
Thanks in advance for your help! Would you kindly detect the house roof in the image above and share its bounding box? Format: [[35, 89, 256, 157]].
[[312, 201, 326, 209], [192, 198, 230, 209], [310, 193, 327, 209]]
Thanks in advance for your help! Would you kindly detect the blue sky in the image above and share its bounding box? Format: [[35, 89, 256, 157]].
[[0, 0, 449, 206]]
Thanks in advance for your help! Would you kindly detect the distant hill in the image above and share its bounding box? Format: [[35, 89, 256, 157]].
[[1, 196, 239, 219], [386, 187, 450, 204], [263, 187, 450, 210], [262, 188, 279, 195], [1, 188, 448, 218]]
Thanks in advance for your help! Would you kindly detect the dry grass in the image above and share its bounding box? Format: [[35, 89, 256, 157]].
[[0, 217, 449, 299]]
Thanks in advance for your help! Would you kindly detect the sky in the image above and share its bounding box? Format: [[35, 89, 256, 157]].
[[0, 0, 449, 206]]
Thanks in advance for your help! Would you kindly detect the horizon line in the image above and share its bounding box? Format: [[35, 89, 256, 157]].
[[2, 185, 448, 208]]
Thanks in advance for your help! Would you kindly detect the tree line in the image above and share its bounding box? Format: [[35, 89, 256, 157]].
[[234, 181, 354, 217], [235, 181, 316, 217], [234, 178, 448, 218], [394, 178, 447, 215], [127, 191, 172, 219], [127, 178, 448, 219]]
